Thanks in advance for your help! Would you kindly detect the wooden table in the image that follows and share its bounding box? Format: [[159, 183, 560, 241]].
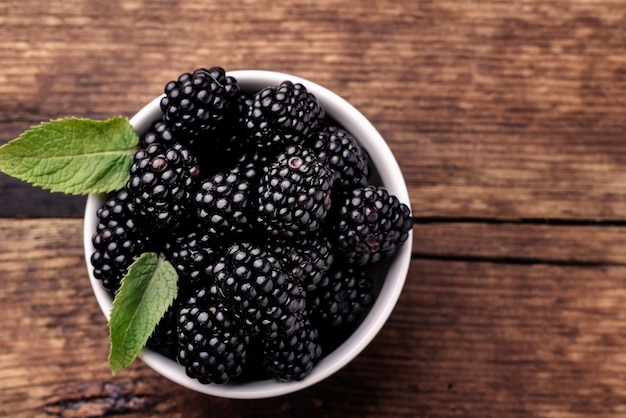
[[2, 1, 626, 416]]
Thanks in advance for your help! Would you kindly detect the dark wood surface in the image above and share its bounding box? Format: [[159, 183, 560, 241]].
[[2, 1, 626, 417]]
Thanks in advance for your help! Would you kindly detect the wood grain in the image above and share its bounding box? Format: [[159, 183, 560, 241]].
[[2, 219, 626, 417], [1, 0, 625, 220], [413, 221, 626, 265]]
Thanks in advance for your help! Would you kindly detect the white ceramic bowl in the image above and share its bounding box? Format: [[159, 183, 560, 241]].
[[83, 70, 412, 399]]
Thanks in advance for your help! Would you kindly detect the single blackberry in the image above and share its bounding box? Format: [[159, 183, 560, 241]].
[[306, 124, 371, 191], [257, 146, 334, 239], [246, 81, 325, 151], [194, 165, 254, 241], [333, 186, 412, 265], [211, 242, 306, 339], [90, 189, 154, 293], [308, 264, 374, 327], [163, 231, 220, 291], [126, 142, 201, 231], [271, 233, 334, 292], [177, 284, 248, 384], [261, 315, 322, 382], [160, 67, 240, 138]]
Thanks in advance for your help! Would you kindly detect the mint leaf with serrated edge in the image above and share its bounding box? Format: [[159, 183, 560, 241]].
[[0, 117, 138, 194], [109, 252, 178, 375]]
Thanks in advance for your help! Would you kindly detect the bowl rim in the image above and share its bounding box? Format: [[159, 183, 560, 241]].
[[83, 69, 413, 399]]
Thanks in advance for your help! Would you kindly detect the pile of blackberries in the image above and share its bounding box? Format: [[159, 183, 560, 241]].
[[90, 67, 412, 384]]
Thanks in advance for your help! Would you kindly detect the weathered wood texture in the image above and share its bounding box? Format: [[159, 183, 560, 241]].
[[1, 0, 626, 220], [2, 0, 626, 417], [4, 220, 626, 418]]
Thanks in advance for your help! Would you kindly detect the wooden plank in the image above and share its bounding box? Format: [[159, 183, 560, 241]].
[[391, 259, 626, 418], [413, 221, 626, 265], [0, 0, 625, 220], [0, 175, 86, 217], [2, 219, 626, 416]]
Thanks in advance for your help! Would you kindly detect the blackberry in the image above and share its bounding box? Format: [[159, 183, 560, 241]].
[[194, 165, 254, 241], [126, 142, 201, 231], [90, 189, 153, 293], [177, 284, 248, 384], [333, 185, 412, 265], [271, 233, 334, 292], [163, 231, 220, 291], [257, 146, 334, 238], [246, 81, 325, 151], [160, 67, 240, 138], [261, 316, 322, 381], [306, 124, 371, 191], [211, 243, 306, 339], [308, 264, 374, 327]]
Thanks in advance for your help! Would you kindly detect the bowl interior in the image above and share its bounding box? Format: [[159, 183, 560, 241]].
[[84, 70, 412, 399]]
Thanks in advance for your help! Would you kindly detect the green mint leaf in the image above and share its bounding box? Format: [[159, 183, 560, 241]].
[[0, 117, 138, 194], [109, 252, 178, 375]]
